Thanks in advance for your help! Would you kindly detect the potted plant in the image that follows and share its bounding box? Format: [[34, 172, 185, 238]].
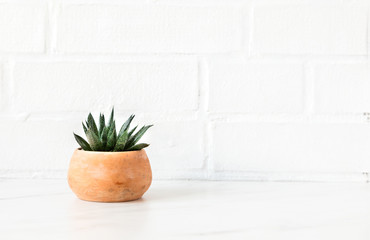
[[68, 108, 153, 202]]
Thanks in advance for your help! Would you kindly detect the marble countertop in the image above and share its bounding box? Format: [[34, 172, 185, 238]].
[[1, 179, 370, 240]]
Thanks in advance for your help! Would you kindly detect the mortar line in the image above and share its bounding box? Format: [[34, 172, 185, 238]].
[[247, 0, 255, 57], [44, 1, 51, 54], [197, 56, 211, 179], [46, 0, 58, 55]]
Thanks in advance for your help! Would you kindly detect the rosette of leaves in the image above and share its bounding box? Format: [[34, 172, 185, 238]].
[[73, 109, 153, 152]]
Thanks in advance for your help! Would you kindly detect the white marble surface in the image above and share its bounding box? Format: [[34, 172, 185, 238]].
[[1, 180, 370, 240]]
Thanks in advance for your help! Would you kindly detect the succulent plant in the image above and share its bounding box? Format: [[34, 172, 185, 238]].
[[74, 108, 153, 152]]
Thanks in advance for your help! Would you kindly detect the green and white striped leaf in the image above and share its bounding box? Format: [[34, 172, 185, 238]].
[[125, 125, 153, 149], [100, 126, 108, 149], [118, 114, 134, 138], [114, 130, 129, 151], [107, 108, 114, 130], [106, 122, 117, 151], [87, 113, 99, 136], [86, 129, 103, 151], [99, 113, 105, 136], [127, 143, 149, 151], [74, 133, 92, 151], [127, 125, 137, 139], [82, 122, 88, 134]]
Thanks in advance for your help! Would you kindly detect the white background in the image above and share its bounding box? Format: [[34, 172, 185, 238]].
[[1, 0, 370, 181]]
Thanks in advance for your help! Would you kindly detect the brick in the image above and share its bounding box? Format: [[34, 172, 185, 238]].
[[143, 121, 204, 170], [212, 122, 370, 172], [13, 60, 198, 112], [254, 6, 367, 55], [0, 119, 79, 170], [56, 4, 242, 53], [0, 65, 3, 111], [209, 60, 304, 113], [0, 4, 45, 53], [315, 63, 370, 113]]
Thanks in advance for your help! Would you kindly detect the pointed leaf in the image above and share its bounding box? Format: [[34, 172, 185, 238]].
[[99, 113, 105, 136], [74, 133, 92, 151], [100, 126, 108, 149], [128, 125, 137, 138], [125, 125, 138, 147], [82, 122, 88, 134], [125, 125, 153, 149], [107, 120, 116, 136], [118, 114, 135, 138], [86, 129, 103, 151], [108, 107, 114, 129], [106, 122, 117, 151], [127, 143, 149, 151], [87, 113, 99, 136], [114, 130, 129, 151]]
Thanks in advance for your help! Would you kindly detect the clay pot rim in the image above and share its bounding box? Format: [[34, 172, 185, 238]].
[[75, 148, 145, 155]]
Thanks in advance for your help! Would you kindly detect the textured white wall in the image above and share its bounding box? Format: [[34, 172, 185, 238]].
[[1, 0, 370, 181]]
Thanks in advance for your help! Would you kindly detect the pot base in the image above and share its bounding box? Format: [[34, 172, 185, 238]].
[[76, 196, 143, 203]]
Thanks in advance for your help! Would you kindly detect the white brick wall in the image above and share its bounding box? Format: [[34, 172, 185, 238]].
[[56, 4, 243, 53], [253, 6, 368, 55], [212, 122, 370, 173], [13, 59, 198, 112], [1, 0, 370, 181], [209, 59, 304, 113], [146, 121, 204, 171], [0, 65, 3, 111], [0, 119, 77, 170], [0, 4, 45, 53], [314, 63, 370, 113]]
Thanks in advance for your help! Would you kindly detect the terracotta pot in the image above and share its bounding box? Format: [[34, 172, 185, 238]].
[[68, 149, 152, 202]]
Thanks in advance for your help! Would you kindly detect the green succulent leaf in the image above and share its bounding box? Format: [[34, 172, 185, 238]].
[[125, 125, 153, 149], [127, 143, 149, 151], [87, 113, 99, 136], [108, 108, 114, 129], [100, 126, 108, 149], [114, 130, 129, 151], [99, 113, 105, 136], [86, 129, 103, 151], [118, 114, 135, 138], [74, 133, 92, 151], [128, 125, 137, 138], [82, 122, 88, 134], [106, 122, 116, 151], [107, 120, 116, 136]]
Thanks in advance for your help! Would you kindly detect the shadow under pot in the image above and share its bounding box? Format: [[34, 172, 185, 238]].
[[68, 148, 152, 202]]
